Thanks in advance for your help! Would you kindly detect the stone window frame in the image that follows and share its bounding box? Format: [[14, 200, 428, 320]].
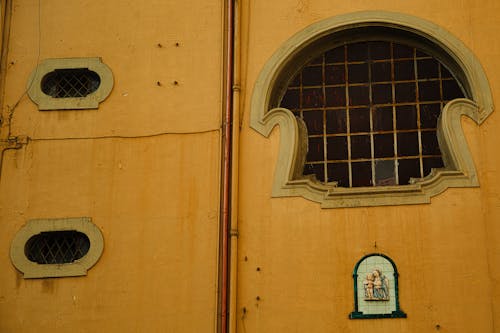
[[27, 57, 113, 110], [250, 11, 494, 208], [349, 253, 406, 319], [10, 217, 104, 278]]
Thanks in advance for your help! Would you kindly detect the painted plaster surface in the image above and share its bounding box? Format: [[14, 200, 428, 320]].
[[237, 1, 500, 332], [0, 0, 222, 332], [1, 0, 500, 333]]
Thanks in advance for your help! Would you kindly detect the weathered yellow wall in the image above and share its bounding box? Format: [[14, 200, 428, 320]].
[[236, 1, 500, 332], [1, 1, 500, 333], [0, 0, 222, 332]]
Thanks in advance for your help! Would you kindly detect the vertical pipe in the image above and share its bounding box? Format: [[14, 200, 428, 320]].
[[0, 0, 12, 180], [0, 0, 12, 138], [220, 0, 234, 332], [228, 0, 241, 331]]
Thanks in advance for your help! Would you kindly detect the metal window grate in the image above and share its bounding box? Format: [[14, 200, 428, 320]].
[[280, 41, 465, 187], [41, 68, 101, 98], [25, 231, 90, 264]]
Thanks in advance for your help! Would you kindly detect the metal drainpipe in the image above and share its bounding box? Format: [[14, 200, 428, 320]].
[[221, 0, 235, 332], [0, 0, 15, 180], [228, 0, 241, 331]]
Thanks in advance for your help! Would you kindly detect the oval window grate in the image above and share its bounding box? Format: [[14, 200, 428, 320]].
[[41, 68, 101, 98], [24, 230, 91, 264]]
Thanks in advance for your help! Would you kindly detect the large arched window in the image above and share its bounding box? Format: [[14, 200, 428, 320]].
[[280, 41, 465, 187], [250, 11, 493, 208]]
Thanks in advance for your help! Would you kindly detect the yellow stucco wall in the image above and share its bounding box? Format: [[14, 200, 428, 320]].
[[0, 1, 222, 332], [236, 1, 500, 332], [1, 1, 500, 333]]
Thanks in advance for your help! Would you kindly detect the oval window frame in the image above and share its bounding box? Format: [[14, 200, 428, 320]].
[[10, 217, 104, 278], [27, 57, 113, 110]]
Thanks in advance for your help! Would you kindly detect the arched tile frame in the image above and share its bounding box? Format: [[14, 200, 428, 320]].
[[349, 253, 406, 319]]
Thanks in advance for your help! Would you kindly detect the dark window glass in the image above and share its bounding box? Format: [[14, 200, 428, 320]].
[[351, 162, 372, 187], [350, 108, 371, 133], [25, 231, 90, 264], [395, 82, 416, 103], [41, 68, 101, 98], [372, 84, 392, 104], [325, 87, 346, 107], [423, 157, 444, 176], [393, 43, 413, 59], [349, 86, 370, 106], [327, 136, 348, 160], [347, 43, 368, 62], [326, 109, 347, 134], [327, 163, 349, 186], [302, 66, 323, 86], [281, 89, 300, 110], [302, 110, 323, 135], [398, 158, 421, 184], [442, 80, 463, 100], [304, 163, 324, 182], [302, 88, 324, 108], [372, 62, 391, 82], [351, 135, 371, 159], [370, 41, 391, 60], [419, 81, 441, 101], [371, 62, 392, 82], [348, 63, 369, 83], [373, 106, 393, 131], [278, 40, 465, 187], [417, 59, 439, 79], [325, 47, 344, 63], [374, 134, 394, 158], [397, 132, 420, 157], [394, 61, 415, 81], [307, 137, 324, 161], [325, 65, 345, 85], [421, 131, 441, 155], [420, 103, 441, 129], [396, 105, 418, 130]]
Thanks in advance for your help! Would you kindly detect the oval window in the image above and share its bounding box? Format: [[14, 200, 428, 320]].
[[41, 68, 101, 98], [24, 230, 91, 264]]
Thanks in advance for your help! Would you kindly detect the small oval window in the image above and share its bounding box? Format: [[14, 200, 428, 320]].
[[41, 68, 101, 98], [24, 230, 91, 264]]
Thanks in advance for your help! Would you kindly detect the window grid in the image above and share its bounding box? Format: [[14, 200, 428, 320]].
[[280, 41, 464, 187], [41, 68, 101, 98], [25, 231, 90, 264]]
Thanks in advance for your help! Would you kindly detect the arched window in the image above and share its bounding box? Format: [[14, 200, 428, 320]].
[[349, 253, 406, 319], [279, 41, 464, 187], [250, 11, 493, 208]]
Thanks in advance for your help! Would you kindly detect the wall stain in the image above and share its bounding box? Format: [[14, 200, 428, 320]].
[[41, 279, 55, 293], [296, 0, 309, 14], [15, 270, 22, 289]]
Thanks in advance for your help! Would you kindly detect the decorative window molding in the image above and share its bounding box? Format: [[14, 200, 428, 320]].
[[250, 11, 493, 208], [27, 57, 113, 110], [349, 253, 406, 319], [10, 217, 104, 278]]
